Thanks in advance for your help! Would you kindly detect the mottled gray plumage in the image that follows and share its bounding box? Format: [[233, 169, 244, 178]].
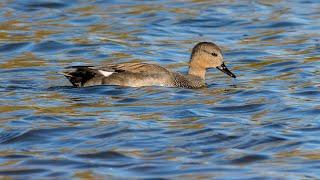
[[62, 42, 236, 88]]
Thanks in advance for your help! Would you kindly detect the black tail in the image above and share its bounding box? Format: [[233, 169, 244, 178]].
[[61, 66, 97, 87]]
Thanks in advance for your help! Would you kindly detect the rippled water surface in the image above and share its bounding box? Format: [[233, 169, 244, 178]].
[[1, 0, 320, 179]]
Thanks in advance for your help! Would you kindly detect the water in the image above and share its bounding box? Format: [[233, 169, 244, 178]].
[[0, 0, 319, 179]]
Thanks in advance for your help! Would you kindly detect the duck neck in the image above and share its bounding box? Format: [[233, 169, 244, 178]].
[[188, 60, 206, 80]]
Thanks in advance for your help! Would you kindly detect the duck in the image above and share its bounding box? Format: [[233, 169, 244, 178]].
[[62, 42, 236, 88]]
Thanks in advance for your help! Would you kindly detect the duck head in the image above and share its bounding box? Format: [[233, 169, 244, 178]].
[[188, 42, 236, 79]]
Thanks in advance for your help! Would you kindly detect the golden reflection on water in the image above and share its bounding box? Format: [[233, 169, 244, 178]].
[[73, 170, 105, 180], [276, 150, 320, 160], [70, 5, 99, 16], [34, 30, 62, 41], [240, 30, 286, 45], [0, 20, 30, 31], [0, 52, 46, 69]]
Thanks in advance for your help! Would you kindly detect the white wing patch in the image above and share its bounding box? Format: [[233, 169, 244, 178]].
[[98, 70, 114, 77]]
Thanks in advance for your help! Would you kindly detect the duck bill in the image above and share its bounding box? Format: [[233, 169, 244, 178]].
[[216, 63, 236, 78]]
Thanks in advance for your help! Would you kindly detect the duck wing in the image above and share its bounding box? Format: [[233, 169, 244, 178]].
[[63, 63, 170, 87], [100, 62, 170, 74]]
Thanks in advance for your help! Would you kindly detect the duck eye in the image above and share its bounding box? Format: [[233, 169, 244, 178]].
[[211, 53, 217, 56]]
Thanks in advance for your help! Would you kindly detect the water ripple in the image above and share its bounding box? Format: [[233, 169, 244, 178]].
[[0, 0, 319, 179]]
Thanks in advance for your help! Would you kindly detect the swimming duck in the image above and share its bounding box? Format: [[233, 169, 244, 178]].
[[62, 42, 236, 88]]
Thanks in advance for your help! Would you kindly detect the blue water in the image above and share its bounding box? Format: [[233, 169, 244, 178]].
[[0, 0, 320, 179]]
